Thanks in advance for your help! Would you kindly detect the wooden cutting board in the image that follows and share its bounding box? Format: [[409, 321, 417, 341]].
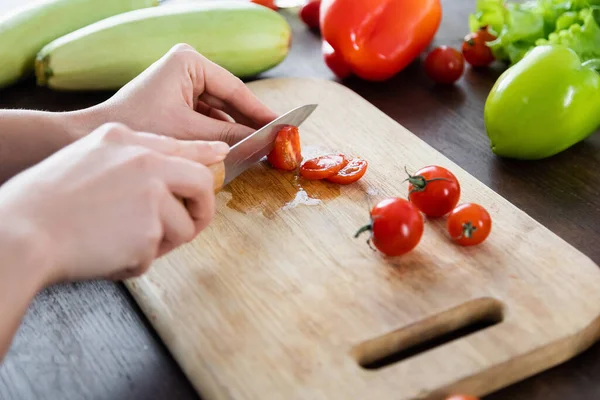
[[125, 77, 600, 400]]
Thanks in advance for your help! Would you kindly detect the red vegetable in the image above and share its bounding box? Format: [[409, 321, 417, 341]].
[[447, 203, 492, 246], [326, 158, 368, 184], [322, 41, 352, 79], [406, 165, 461, 218], [355, 198, 424, 257], [462, 27, 496, 67], [320, 0, 442, 81], [250, 0, 278, 10], [267, 126, 302, 171], [299, 153, 348, 180], [300, 0, 321, 30], [424, 46, 465, 84]]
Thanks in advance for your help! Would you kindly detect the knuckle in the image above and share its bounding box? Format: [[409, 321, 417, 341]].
[[167, 43, 197, 63], [132, 149, 161, 172], [97, 122, 130, 143], [171, 43, 195, 53]]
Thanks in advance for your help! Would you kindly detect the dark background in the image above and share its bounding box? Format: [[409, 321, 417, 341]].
[[1, 1, 600, 399]]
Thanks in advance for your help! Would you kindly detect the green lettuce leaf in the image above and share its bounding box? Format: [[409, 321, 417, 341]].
[[536, 7, 600, 62], [469, 0, 600, 64]]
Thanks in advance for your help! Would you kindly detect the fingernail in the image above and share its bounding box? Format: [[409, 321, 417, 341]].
[[209, 141, 230, 156]]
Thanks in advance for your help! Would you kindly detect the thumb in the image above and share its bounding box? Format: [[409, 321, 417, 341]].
[[188, 111, 254, 146]]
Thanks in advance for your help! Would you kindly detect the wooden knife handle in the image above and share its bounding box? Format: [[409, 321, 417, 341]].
[[209, 160, 226, 193]]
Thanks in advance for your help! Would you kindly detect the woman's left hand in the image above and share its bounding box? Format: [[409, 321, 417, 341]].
[[85, 43, 278, 145]]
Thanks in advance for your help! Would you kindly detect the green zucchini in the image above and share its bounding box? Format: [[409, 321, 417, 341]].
[[35, 2, 292, 91], [0, 0, 157, 88]]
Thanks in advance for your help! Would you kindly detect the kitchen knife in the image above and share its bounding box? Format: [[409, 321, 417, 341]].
[[208, 103, 318, 192]]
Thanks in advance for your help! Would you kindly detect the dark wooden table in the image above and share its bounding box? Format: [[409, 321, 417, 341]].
[[1, 1, 600, 399]]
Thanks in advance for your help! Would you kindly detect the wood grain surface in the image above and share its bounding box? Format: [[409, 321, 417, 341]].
[[124, 77, 600, 399], [1, 1, 600, 400]]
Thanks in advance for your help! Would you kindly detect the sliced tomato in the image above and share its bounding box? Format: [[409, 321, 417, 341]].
[[267, 125, 302, 171], [299, 153, 348, 180], [326, 158, 368, 184]]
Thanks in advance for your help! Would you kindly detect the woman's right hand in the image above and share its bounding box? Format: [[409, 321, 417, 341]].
[[0, 122, 228, 285]]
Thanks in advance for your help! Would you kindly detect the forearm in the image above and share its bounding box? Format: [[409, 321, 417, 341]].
[[0, 222, 51, 361], [0, 108, 103, 184]]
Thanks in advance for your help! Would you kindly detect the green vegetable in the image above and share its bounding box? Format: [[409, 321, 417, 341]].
[[0, 0, 157, 89], [35, 2, 291, 91], [483, 44, 600, 160], [536, 7, 600, 62], [469, 0, 600, 64]]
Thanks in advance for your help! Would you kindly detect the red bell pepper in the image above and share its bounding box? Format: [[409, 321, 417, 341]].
[[319, 0, 442, 81]]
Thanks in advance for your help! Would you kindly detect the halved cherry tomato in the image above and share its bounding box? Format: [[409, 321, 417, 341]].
[[355, 198, 424, 257], [424, 45, 465, 84], [300, 0, 321, 30], [462, 27, 496, 68], [407, 165, 461, 218], [250, 0, 278, 10], [447, 203, 492, 246], [326, 158, 368, 184], [267, 126, 302, 171], [322, 41, 352, 80], [299, 153, 348, 180]]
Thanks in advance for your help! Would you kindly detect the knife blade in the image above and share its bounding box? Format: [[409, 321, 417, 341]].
[[208, 103, 318, 191]]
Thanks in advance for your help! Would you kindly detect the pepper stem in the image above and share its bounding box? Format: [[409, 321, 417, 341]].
[[582, 58, 600, 73]]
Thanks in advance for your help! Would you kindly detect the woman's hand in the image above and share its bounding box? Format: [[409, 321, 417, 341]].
[[87, 43, 278, 145], [0, 122, 228, 285]]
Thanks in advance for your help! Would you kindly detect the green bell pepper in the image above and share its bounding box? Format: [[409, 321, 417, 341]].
[[483, 44, 600, 160]]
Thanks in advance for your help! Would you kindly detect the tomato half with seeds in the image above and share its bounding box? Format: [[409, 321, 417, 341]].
[[300, 153, 348, 180], [447, 203, 492, 246], [355, 198, 424, 257], [326, 158, 368, 184], [407, 165, 461, 218], [267, 125, 302, 171]]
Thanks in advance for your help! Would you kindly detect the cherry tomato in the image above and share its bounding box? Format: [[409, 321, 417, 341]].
[[300, 0, 321, 30], [462, 27, 496, 68], [299, 153, 348, 180], [447, 203, 492, 246], [250, 0, 278, 10], [424, 46, 465, 84], [326, 158, 368, 184], [355, 198, 424, 257], [445, 396, 480, 400], [322, 41, 352, 79], [407, 166, 461, 218], [267, 126, 302, 171]]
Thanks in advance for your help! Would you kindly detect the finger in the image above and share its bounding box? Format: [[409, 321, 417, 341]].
[[187, 50, 278, 127], [195, 100, 235, 123], [198, 93, 259, 129], [115, 130, 230, 164], [188, 113, 255, 145], [158, 157, 216, 233], [157, 190, 196, 257]]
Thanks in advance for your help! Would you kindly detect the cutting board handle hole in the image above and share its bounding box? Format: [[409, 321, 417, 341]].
[[352, 297, 504, 370]]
